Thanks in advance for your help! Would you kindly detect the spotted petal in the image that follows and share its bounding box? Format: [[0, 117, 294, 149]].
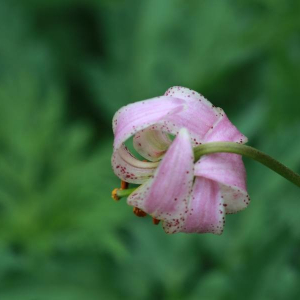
[[195, 113, 249, 213], [195, 154, 249, 213], [128, 128, 194, 234], [111, 144, 159, 184], [181, 177, 225, 234], [133, 129, 172, 162], [113, 96, 185, 150], [203, 111, 248, 144], [164, 86, 222, 145]]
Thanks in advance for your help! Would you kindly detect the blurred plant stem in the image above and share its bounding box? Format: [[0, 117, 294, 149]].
[[194, 142, 300, 188]]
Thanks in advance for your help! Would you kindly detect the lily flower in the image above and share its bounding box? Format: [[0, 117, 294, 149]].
[[112, 87, 249, 234]]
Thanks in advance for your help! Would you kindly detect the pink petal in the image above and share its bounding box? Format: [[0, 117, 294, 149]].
[[164, 86, 222, 145], [127, 128, 194, 233], [133, 129, 172, 161], [203, 112, 248, 144], [195, 113, 250, 213], [195, 153, 249, 213], [111, 144, 159, 184], [181, 177, 225, 234], [165, 86, 214, 106], [113, 96, 185, 150]]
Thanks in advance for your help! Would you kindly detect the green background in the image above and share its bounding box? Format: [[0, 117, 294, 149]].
[[0, 0, 300, 299]]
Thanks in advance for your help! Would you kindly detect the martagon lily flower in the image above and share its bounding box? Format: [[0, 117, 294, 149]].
[[111, 87, 250, 234]]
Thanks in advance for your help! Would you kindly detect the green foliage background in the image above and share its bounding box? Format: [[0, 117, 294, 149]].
[[0, 0, 299, 299]]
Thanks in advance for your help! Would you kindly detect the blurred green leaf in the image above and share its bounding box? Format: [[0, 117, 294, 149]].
[[0, 0, 300, 299]]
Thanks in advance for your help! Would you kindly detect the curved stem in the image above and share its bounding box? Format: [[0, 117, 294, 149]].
[[194, 142, 300, 188]]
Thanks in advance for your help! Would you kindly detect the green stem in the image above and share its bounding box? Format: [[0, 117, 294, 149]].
[[116, 187, 137, 198], [194, 142, 300, 188]]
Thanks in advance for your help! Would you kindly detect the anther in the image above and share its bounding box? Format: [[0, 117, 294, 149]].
[[112, 188, 120, 201], [152, 217, 160, 225], [133, 207, 147, 217]]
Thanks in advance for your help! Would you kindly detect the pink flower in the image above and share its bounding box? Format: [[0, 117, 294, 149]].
[[112, 87, 249, 234]]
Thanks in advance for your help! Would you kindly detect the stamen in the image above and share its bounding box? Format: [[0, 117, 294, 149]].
[[133, 207, 147, 217], [121, 180, 129, 189], [111, 188, 120, 201], [152, 217, 160, 225]]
